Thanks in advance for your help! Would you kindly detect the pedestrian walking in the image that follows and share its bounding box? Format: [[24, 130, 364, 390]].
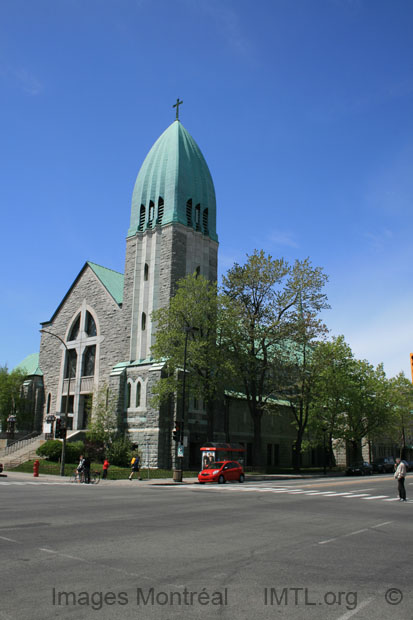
[[102, 459, 110, 480], [394, 457, 407, 501], [129, 454, 141, 480]]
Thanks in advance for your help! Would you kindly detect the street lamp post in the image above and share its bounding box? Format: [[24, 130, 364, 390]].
[[40, 329, 71, 476], [173, 326, 198, 483], [7, 414, 17, 439]]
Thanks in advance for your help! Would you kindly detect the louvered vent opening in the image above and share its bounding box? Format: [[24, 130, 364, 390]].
[[138, 205, 145, 231], [203, 208, 209, 234], [157, 197, 164, 225], [186, 199, 192, 227]]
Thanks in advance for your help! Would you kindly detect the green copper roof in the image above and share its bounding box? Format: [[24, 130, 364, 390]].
[[88, 262, 124, 304], [128, 121, 217, 241], [14, 353, 43, 376]]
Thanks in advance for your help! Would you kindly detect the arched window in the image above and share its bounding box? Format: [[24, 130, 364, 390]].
[[136, 382, 141, 407], [138, 205, 145, 231], [195, 204, 201, 231], [157, 197, 164, 225], [64, 349, 77, 379], [85, 311, 97, 337], [126, 383, 131, 409], [203, 208, 209, 234], [186, 199, 192, 227], [141, 312, 146, 331], [144, 263, 149, 281], [68, 315, 80, 341], [148, 200, 154, 228], [46, 393, 51, 414], [82, 345, 96, 377]]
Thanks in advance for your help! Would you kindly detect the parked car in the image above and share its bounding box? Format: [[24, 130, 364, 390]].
[[372, 457, 395, 474], [198, 460, 245, 484], [345, 461, 373, 476]]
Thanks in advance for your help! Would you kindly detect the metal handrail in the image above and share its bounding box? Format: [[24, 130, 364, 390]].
[[0, 432, 42, 456]]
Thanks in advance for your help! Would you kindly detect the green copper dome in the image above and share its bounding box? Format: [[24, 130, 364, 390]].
[[128, 121, 217, 241]]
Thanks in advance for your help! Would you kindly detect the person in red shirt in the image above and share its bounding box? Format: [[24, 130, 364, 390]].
[[102, 459, 110, 480]]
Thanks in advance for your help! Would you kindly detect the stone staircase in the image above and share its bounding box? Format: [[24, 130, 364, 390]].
[[0, 433, 46, 470]]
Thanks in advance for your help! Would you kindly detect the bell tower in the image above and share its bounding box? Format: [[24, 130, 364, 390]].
[[122, 117, 218, 363]]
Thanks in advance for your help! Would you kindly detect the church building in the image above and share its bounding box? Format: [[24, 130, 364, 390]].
[[17, 109, 300, 470], [36, 111, 221, 468]]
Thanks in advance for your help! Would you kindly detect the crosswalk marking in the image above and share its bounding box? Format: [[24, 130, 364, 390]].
[[1, 480, 411, 505], [171, 484, 411, 504], [362, 495, 389, 500]]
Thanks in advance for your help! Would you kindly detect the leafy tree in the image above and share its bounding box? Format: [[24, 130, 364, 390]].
[[222, 250, 329, 467], [107, 436, 135, 467], [151, 274, 233, 440], [341, 359, 391, 462], [309, 336, 356, 467], [0, 365, 28, 432], [86, 385, 118, 452], [386, 372, 413, 459]]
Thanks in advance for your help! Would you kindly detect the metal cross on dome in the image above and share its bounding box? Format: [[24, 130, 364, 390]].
[[173, 98, 183, 120]]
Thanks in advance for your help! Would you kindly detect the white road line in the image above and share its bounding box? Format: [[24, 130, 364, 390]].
[[362, 495, 389, 500], [319, 538, 338, 545], [343, 493, 370, 498], [336, 597, 374, 620], [318, 521, 392, 546], [383, 497, 401, 502], [0, 535, 20, 543], [343, 528, 368, 537], [39, 547, 57, 553]]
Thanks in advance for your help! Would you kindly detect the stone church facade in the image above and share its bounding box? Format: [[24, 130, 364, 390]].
[[37, 118, 225, 469], [16, 115, 311, 470]]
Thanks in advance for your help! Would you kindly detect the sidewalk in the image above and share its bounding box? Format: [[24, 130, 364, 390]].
[[0, 470, 338, 485]]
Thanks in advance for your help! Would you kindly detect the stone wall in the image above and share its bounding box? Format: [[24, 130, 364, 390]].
[[39, 264, 125, 428]]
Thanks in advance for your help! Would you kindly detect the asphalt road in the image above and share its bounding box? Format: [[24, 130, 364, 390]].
[[1, 473, 412, 620]]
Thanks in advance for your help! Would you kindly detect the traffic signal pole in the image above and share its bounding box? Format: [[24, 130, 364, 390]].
[[40, 329, 70, 476]]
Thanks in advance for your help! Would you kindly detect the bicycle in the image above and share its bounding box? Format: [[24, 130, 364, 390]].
[[69, 470, 101, 484], [69, 469, 84, 483]]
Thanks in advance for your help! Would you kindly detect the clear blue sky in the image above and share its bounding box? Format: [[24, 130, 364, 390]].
[[1, 0, 413, 378]]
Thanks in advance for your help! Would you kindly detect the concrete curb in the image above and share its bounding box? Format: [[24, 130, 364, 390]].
[[0, 470, 345, 485]]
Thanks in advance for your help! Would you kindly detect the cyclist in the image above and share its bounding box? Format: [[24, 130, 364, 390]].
[[76, 455, 85, 482]]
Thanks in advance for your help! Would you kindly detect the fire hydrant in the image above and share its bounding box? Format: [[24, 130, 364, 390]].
[[33, 460, 40, 477]]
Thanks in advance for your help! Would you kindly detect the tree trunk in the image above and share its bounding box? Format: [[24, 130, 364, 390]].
[[252, 412, 263, 467], [292, 431, 303, 472], [206, 399, 214, 442]]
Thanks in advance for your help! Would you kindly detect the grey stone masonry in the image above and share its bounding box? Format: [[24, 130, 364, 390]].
[[39, 264, 124, 429], [123, 222, 218, 363]]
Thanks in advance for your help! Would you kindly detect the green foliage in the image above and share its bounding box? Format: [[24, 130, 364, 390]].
[[0, 365, 28, 431], [36, 439, 84, 462], [221, 250, 329, 466], [151, 273, 233, 440], [308, 336, 394, 462], [106, 436, 135, 467], [37, 440, 62, 461], [86, 385, 118, 449], [380, 372, 413, 458]]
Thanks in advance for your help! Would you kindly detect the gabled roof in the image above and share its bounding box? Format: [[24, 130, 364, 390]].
[[42, 261, 124, 325], [14, 353, 43, 376], [87, 262, 124, 305]]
